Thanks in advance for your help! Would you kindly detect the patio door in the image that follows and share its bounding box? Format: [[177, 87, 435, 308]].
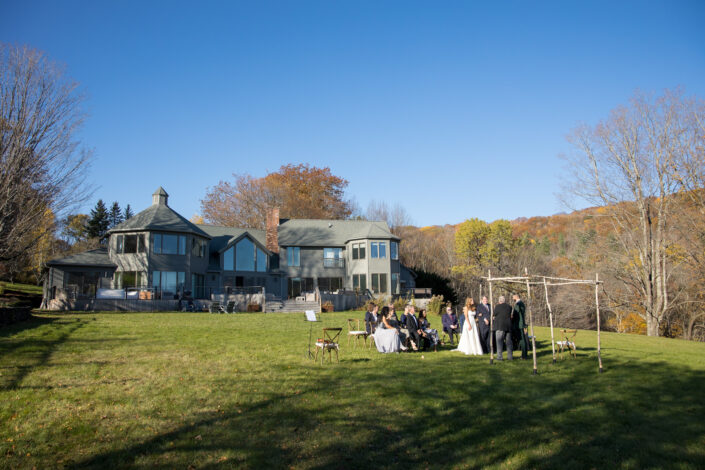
[[288, 277, 302, 298]]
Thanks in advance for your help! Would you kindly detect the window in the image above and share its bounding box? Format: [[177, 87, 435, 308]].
[[391, 241, 398, 260], [323, 248, 344, 268], [256, 247, 267, 272], [391, 273, 399, 294], [152, 271, 185, 296], [352, 243, 365, 260], [236, 238, 255, 271], [223, 247, 234, 271], [152, 233, 186, 255], [287, 247, 300, 267], [116, 234, 146, 254], [116, 271, 146, 288], [318, 277, 342, 292], [371, 273, 387, 293], [352, 274, 367, 292], [191, 273, 205, 298], [192, 238, 206, 257], [370, 242, 386, 258]]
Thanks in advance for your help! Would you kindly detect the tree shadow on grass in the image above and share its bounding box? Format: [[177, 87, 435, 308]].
[[0, 317, 93, 390], [68, 355, 705, 469]]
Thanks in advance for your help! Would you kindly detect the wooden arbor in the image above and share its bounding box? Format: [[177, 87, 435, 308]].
[[484, 270, 604, 375]]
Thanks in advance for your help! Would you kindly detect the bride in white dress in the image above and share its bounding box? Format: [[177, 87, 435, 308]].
[[454, 302, 483, 356]]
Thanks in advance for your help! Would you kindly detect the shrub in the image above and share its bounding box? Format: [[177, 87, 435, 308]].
[[322, 301, 334, 313], [393, 296, 407, 313], [426, 295, 445, 316]]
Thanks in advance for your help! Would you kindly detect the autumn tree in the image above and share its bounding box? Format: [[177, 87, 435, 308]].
[[60, 214, 89, 244], [0, 44, 92, 263], [563, 89, 701, 336], [200, 164, 354, 229]]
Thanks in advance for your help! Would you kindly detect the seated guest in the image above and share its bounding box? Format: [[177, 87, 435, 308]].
[[373, 306, 407, 353], [403, 305, 423, 351], [388, 303, 400, 323], [364, 304, 379, 334], [442, 306, 460, 345], [418, 309, 440, 351]]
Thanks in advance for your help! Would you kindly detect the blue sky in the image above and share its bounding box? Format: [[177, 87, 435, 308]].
[[2, 0, 704, 226]]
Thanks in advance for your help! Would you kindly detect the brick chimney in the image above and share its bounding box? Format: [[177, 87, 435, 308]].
[[266, 207, 280, 253]]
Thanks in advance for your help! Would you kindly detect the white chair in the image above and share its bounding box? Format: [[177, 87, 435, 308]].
[[347, 319, 368, 348]]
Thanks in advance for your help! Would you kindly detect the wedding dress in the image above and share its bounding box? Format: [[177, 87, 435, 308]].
[[455, 310, 483, 355]]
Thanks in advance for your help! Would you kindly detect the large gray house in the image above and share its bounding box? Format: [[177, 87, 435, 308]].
[[44, 188, 416, 304]]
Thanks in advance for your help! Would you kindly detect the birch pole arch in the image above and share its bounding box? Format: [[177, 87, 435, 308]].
[[484, 270, 605, 375]]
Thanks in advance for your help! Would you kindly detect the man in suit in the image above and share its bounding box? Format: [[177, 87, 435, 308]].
[[512, 293, 529, 359], [403, 305, 423, 351], [476, 296, 492, 353], [441, 306, 460, 345], [492, 296, 514, 360], [364, 304, 379, 334]]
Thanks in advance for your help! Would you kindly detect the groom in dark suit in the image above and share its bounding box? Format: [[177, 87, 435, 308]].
[[403, 305, 423, 351], [512, 294, 529, 359], [492, 296, 513, 360], [476, 296, 491, 353]]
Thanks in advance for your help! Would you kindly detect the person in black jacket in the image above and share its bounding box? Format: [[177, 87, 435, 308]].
[[476, 296, 492, 353], [364, 304, 379, 334], [492, 296, 514, 361]]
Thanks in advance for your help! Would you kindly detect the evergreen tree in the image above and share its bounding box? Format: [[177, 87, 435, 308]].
[[123, 204, 134, 220], [87, 199, 110, 239], [109, 201, 123, 228]]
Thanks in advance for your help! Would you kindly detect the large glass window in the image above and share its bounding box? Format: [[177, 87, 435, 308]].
[[391, 241, 398, 260], [379, 242, 386, 258], [287, 247, 300, 267], [318, 277, 343, 292], [152, 271, 185, 297], [116, 234, 146, 254], [224, 247, 234, 271], [116, 271, 145, 288], [256, 247, 267, 272], [163, 234, 178, 254], [236, 238, 255, 271], [371, 273, 387, 293], [152, 233, 186, 255], [323, 247, 344, 268], [370, 242, 378, 258]]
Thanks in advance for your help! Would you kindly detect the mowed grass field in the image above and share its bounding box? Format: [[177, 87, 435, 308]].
[[1, 312, 704, 469]]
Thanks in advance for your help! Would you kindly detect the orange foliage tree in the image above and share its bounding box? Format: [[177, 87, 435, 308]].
[[200, 164, 354, 229]]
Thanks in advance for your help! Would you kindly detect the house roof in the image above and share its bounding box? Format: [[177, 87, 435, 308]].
[[108, 202, 211, 239], [196, 225, 266, 253], [47, 247, 116, 268], [277, 219, 399, 247]]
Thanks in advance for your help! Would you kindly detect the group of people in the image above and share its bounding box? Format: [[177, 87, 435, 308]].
[[364, 294, 530, 360], [364, 303, 441, 353]]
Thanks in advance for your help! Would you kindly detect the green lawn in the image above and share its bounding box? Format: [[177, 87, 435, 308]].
[[1, 312, 704, 469]]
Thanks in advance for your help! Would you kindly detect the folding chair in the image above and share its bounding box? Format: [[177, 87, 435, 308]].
[[315, 328, 342, 364], [556, 329, 577, 359], [347, 319, 368, 348], [209, 301, 225, 313]]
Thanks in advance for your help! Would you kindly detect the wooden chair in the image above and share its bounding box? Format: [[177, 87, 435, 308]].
[[347, 319, 368, 348], [556, 329, 577, 359], [315, 328, 342, 364], [209, 301, 225, 313]]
